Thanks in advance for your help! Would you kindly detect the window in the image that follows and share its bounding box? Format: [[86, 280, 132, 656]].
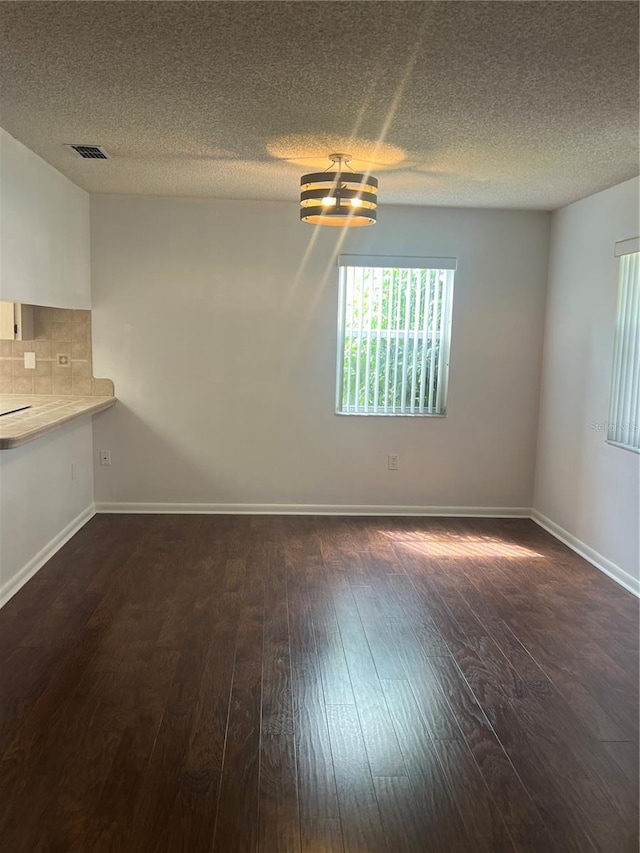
[[336, 255, 455, 415], [608, 241, 640, 452]]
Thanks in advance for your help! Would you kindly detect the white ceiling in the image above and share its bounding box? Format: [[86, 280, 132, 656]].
[[0, 1, 637, 210]]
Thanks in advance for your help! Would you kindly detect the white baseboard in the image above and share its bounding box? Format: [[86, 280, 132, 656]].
[[3, 502, 634, 609], [0, 504, 96, 608], [532, 510, 639, 598], [94, 501, 531, 518]]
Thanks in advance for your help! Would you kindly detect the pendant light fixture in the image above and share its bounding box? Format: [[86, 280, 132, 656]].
[[299, 153, 378, 226]]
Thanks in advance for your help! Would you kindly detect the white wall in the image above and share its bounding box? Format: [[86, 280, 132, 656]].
[[91, 195, 550, 510], [0, 126, 94, 604], [0, 422, 94, 604], [534, 177, 640, 590], [0, 127, 91, 307]]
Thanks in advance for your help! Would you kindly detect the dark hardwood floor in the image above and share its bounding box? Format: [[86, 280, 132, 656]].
[[0, 514, 637, 852]]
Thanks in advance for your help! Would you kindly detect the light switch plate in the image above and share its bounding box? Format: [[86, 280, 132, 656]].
[[24, 352, 36, 369]]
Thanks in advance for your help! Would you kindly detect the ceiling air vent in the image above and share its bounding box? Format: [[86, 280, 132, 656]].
[[66, 144, 109, 160]]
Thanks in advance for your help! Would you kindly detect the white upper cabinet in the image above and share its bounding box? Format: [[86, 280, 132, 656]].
[[0, 128, 91, 309], [0, 301, 34, 340]]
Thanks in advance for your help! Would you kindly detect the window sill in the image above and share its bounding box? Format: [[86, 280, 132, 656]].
[[335, 411, 447, 418], [605, 439, 640, 456]]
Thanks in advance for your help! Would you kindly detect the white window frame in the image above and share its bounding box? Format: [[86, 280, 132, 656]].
[[335, 255, 456, 417], [607, 238, 640, 454]]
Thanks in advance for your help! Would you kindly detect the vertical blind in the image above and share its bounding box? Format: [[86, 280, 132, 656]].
[[336, 256, 455, 415], [608, 250, 640, 451]]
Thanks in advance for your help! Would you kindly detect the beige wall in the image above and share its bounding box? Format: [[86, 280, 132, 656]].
[[91, 195, 550, 510], [534, 177, 640, 590]]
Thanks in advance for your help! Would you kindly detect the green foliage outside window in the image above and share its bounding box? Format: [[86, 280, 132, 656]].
[[341, 267, 446, 411]]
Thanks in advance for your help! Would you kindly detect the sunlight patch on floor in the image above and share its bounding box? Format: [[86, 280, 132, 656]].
[[381, 530, 544, 559]]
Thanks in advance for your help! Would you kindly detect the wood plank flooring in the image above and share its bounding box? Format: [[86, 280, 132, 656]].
[[0, 515, 637, 852]]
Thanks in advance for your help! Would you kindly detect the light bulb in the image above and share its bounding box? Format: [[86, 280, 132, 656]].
[[322, 196, 337, 206], [351, 198, 362, 207]]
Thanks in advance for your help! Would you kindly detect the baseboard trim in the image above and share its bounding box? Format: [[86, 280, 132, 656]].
[[2, 502, 635, 605], [532, 510, 639, 598], [94, 501, 531, 518], [0, 504, 96, 608]]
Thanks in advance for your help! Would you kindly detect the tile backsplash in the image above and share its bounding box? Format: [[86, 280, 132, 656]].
[[0, 307, 114, 397]]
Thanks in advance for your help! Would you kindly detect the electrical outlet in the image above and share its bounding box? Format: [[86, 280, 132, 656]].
[[388, 453, 399, 471], [99, 449, 111, 466], [24, 352, 36, 369]]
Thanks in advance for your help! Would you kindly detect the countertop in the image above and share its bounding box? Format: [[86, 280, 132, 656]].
[[0, 395, 116, 449]]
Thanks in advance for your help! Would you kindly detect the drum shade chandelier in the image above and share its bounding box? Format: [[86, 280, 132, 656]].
[[299, 153, 378, 226]]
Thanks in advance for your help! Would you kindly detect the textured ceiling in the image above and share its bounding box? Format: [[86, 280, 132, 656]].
[[0, 1, 638, 210]]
